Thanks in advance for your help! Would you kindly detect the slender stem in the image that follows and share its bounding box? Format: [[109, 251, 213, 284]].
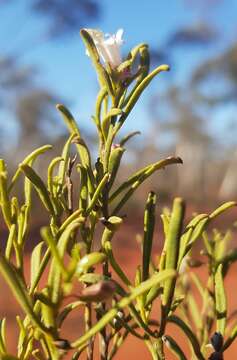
[[97, 301, 110, 360], [85, 304, 94, 360], [99, 261, 111, 359]]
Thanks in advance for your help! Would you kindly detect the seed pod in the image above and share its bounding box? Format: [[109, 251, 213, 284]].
[[208, 352, 223, 360], [211, 332, 223, 352], [78, 280, 117, 302], [113, 310, 124, 330]]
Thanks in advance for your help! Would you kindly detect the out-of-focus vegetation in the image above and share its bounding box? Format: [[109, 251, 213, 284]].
[[0, 0, 100, 158]]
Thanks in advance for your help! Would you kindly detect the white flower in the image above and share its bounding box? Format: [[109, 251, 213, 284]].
[[86, 28, 124, 69]]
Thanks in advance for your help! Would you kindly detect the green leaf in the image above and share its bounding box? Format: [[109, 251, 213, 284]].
[[80, 29, 114, 97], [30, 242, 44, 291], [56, 104, 92, 170], [29, 249, 51, 295], [108, 146, 125, 190], [41, 227, 68, 278], [101, 108, 123, 139], [190, 272, 205, 299], [57, 301, 83, 327], [9, 145, 52, 192], [110, 157, 182, 203], [209, 201, 236, 219], [16, 315, 33, 359], [119, 131, 141, 146], [168, 316, 204, 360], [47, 157, 64, 199], [186, 293, 202, 330], [42, 226, 71, 304], [142, 192, 156, 281], [160, 212, 170, 240], [103, 241, 131, 287], [178, 214, 208, 266], [0, 318, 6, 354], [57, 133, 76, 193], [77, 165, 88, 213], [0, 168, 12, 229], [19, 164, 55, 217], [215, 264, 227, 336], [117, 64, 170, 129], [111, 157, 183, 214], [223, 322, 237, 351], [163, 335, 187, 360], [0, 254, 48, 334], [163, 198, 185, 309], [85, 173, 110, 215], [214, 230, 232, 264], [95, 86, 108, 129], [59, 209, 84, 234], [5, 224, 16, 261]]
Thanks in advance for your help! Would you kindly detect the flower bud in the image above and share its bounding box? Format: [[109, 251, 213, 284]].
[[84, 28, 124, 69], [78, 280, 117, 302]]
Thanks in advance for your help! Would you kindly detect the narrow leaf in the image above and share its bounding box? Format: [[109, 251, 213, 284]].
[[142, 192, 156, 281], [19, 164, 55, 217], [215, 264, 227, 336], [30, 242, 44, 291]]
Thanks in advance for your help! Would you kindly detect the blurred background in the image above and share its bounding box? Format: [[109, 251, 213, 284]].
[[1, 1, 237, 358], [1, 0, 237, 210]]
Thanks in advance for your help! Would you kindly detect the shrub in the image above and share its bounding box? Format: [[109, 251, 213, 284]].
[[0, 28, 236, 360]]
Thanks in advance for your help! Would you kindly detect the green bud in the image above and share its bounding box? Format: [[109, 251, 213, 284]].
[[101, 216, 123, 231], [77, 252, 107, 275], [101, 216, 123, 247]]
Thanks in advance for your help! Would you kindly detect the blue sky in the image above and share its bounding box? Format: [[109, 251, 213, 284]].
[[1, 0, 237, 142]]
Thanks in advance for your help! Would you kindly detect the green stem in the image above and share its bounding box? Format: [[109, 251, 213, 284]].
[[85, 304, 94, 360]]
